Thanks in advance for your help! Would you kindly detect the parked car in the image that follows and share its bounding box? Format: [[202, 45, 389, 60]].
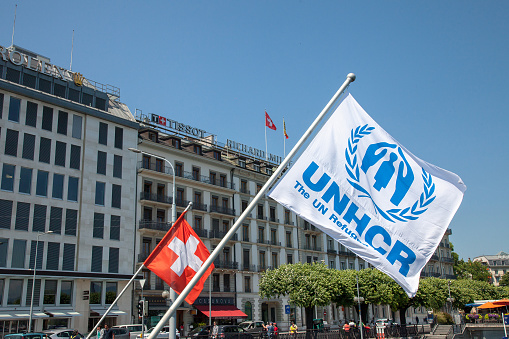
[[141, 327, 179, 339], [189, 325, 252, 339], [114, 325, 147, 339], [238, 322, 265, 335], [5, 333, 49, 339], [43, 330, 84, 339]]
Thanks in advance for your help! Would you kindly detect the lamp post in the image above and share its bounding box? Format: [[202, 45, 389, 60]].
[[162, 290, 172, 335], [354, 275, 364, 339], [130, 148, 177, 339], [29, 230, 53, 332], [447, 281, 455, 317]]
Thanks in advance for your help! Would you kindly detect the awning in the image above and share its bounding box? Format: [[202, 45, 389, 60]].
[[0, 312, 49, 320], [90, 308, 127, 316], [478, 301, 504, 309], [45, 310, 82, 318], [194, 305, 247, 319]]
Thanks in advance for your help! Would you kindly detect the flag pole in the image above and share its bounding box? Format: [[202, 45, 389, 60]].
[[283, 118, 286, 158], [265, 111, 268, 161], [147, 73, 356, 339]]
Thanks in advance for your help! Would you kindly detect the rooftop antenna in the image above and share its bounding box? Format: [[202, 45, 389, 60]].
[[70, 30, 74, 71], [11, 4, 17, 47]]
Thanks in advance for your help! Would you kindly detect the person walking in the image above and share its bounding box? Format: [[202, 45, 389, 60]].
[[96, 326, 103, 339], [212, 322, 219, 339], [103, 324, 115, 339], [70, 330, 79, 339], [289, 322, 298, 337]]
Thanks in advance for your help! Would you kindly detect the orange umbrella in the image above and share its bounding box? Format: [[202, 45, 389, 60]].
[[493, 299, 509, 306], [478, 301, 505, 309]]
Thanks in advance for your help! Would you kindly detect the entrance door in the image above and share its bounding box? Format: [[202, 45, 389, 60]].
[[262, 303, 269, 323]]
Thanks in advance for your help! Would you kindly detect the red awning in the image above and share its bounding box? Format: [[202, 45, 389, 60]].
[[195, 305, 248, 319]]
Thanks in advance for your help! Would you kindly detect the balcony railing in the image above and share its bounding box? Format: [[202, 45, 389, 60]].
[[441, 257, 455, 263], [176, 198, 191, 208], [140, 192, 172, 205], [139, 220, 172, 232], [240, 188, 250, 194], [270, 240, 281, 246], [193, 227, 208, 238], [444, 274, 457, 280], [138, 160, 173, 175], [285, 220, 294, 226], [420, 272, 441, 278], [327, 249, 337, 254], [193, 201, 208, 212], [209, 230, 238, 241], [245, 287, 252, 293], [214, 260, 239, 270], [183, 170, 235, 190], [210, 205, 236, 216], [338, 250, 356, 257], [430, 254, 439, 261], [269, 217, 279, 223], [257, 215, 266, 220], [242, 264, 257, 272], [138, 253, 150, 262], [302, 244, 322, 252], [258, 265, 272, 272]]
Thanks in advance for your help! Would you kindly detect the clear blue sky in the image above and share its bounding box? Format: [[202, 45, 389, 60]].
[[2, 1, 507, 261]]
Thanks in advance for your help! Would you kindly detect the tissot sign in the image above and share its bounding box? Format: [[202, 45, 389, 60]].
[[150, 113, 283, 164], [0, 44, 78, 83]]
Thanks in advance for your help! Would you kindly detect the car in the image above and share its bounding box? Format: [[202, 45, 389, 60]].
[[238, 322, 265, 335], [189, 325, 253, 339], [114, 325, 147, 339], [375, 319, 396, 327], [5, 333, 49, 339], [141, 327, 180, 339], [43, 330, 84, 339], [110, 327, 130, 339]]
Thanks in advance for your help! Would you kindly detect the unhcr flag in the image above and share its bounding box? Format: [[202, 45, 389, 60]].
[[269, 94, 466, 296]]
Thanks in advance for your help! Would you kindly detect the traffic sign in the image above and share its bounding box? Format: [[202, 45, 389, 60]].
[[285, 305, 291, 314]]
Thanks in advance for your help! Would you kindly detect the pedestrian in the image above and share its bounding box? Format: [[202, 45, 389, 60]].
[[103, 324, 115, 339], [70, 330, 79, 339], [289, 322, 298, 336], [212, 322, 219, 339], [273, 323, 278, 337], [96, 326, 103, 339], [416, 316, 419, 325], [267, 323, 274, 339]]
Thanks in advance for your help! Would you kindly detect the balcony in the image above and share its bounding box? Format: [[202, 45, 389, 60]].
[[213, 260, 239, 270], [193, 201, 208, 212], [209, 229, 238, 241], [441, 257, 455, 263], [444, 274, 457, 280], [420, 272, 441, 278], [284, 220, 294, 226], [139, 220, 172, 232], [176, 198, 191, 208], [240, 187, 250, 195], [183, 170, 235, 190], [138, 160, 173, 175], [327, 249, 337, 254], [257, 239, 270, 246], [245, 287, 252, 293], [258, 265, 272, 272], [210, 205, 236, 216], [140, 192, 172, 205], [338, 250, 356, 257], [138, 253, 150, 262], [257, 215, 266, 220], [270, 240, 281, 246], [302, 244, 322, 252], [269, 217, 279, 223], [242, 264, 257, 272], [430, 254, 439, 261], [193, 227, 208, 238]]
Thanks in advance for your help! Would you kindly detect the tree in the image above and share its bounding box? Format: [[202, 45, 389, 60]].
[[259, 262, 336, 330], [499, 273, 509, 287], [454, 259, 492, 282]]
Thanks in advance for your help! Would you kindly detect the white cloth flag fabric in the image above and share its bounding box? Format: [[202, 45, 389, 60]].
[[269, 94, 466, 297]]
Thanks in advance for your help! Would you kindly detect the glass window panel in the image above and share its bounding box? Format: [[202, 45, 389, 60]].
[[106, 282, 117, 304], [8, 97, 21, 122], [19, 167, 33, 194], [95, 182, 105, 206], [60, 281, 73, 305], [67, 177, 79, 202], [25, 101, 38, 127], [42, 106, 53, 131], [36, 170, 49, 197], [52, 174, 64, 199], [8, 279, 23, 304], [43, 280, 57, 304], [11, 239, 26, 268], [90, 281, 102, 304], [1, 164, 15, 191], [72, 115, 82, 139]]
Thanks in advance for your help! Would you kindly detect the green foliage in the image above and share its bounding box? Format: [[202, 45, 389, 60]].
[[454, 259, 491, 282], [499, 273, 509, 287], [435, 311, 453, 324]]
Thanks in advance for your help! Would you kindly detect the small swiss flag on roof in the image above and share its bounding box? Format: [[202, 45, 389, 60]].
[[265, 111, 277, 130]]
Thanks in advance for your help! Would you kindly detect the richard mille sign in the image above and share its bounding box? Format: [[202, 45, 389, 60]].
[[0, 44, 79, 83]]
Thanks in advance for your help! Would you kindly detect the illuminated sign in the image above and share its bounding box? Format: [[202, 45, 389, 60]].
[[0, 44, 79, 83]]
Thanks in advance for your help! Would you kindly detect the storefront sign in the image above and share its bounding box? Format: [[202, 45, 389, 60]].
[[194, 297, 234, 305], [151, 114, 206, 138], [226, 139, 283, 164]]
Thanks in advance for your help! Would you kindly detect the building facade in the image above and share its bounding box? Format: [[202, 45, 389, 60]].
[[474, 251, 509, 286], [132, 113, 456, 330], [0, 44, 138, 335]]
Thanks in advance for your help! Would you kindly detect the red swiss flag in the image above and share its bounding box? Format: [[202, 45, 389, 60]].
[[144, 211, 214, 304], [265, 111, 277, 130]]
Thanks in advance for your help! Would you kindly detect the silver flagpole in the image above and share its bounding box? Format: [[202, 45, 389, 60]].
[[147, 73, 356, 339]]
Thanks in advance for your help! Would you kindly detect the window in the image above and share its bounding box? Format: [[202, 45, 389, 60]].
[[62, 243, 75, 270], [224, 274, 230, 292], [6, 67, 20, 83], [22, 133, 36, 160], [175, 162, 183, 177], [270, 206, 276, 221], [15, 202, 30, 231], [258, 227, 264, 242], [110, 215, 120, 240], [93, 213, 104, 238], [106, 282, 118, 303], [242, 224, 249, 241], [239, 158, 246, 168], [272, 252, 278, 268], [33, 204, 47, 232], [4, 129, 19, 156], [259, 251, 266, 269], [257, 204, 264, 219], [8, 97, 21, 122], [95, 182, 106, 205], [114, 127, 123, 149], [57, 111, 68, 135], [8, 279, 23, 305], [54, 83, 66, 98], [240, 180, 248, 194], [155, 158, 164, 172], [213, 151, 221, 160], [99, 122, 108, 145], [193, 144, 202, 154], [30, 240, 44, 269], [68, 177, 79, 202], [0, 93, 3, 118], [49, 207, 62, 234], [192, 166, 200, 181], [287, 254, 293, 264], [253, 164, 260, 172], [213, 274, 220, 291], [60, 281, 73, 304], [11, 239, 26, 268], [244, 276, 251, 293], [97, 151, 107, 175], [39, 137, 51, 163], [72, 115, 82, 139], [112, 184, 121, 208], [65, 209, 78, 236], [91, 246, 103, 272], [113, 155, 122, 178], [286, 231, 292, 248], [70, 145, 81, 170], [242, 200, 248, 212], [109, 248, 119, 273], [44, 280, 57, 304], [194, 216, 202, 229], [42, 106, 53, 131], [256, 184, 262, 194], [52, 173, 64, 199], [285, 209, 291, 224], [266, 167, 273, 175], [39, 78, 51, 93], [36, 170, 49, 196], [90, 281, 102, 304], [271, 229, 277, 245], [0, 238, 7, 267], [0, 200, 13, 229], [1, 164, 15, 191], [25, 102, 38, 127], [220, 174, 227, 187], [171, 138, 181, 149], [54, 141, 66, 167]]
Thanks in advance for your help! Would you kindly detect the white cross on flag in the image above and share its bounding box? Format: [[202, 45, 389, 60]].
[[144, 211, 214, 304], [265, 111, 277, 130]]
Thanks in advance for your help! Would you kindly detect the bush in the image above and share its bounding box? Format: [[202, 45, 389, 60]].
[[436, 311, 453, 324]]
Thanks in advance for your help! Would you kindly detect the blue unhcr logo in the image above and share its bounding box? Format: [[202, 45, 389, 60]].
[[345, 125, 436, 223]]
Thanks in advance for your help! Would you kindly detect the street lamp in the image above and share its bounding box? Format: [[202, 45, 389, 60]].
[[354, 275, 365, 339], [130, 148, 177, 339], [29, 231, 53, 331], [447, 281, 455, 315], [162, 291, 172, 334]]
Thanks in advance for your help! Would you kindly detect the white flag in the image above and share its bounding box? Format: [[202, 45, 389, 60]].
[[269, 94, 466, 297]]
